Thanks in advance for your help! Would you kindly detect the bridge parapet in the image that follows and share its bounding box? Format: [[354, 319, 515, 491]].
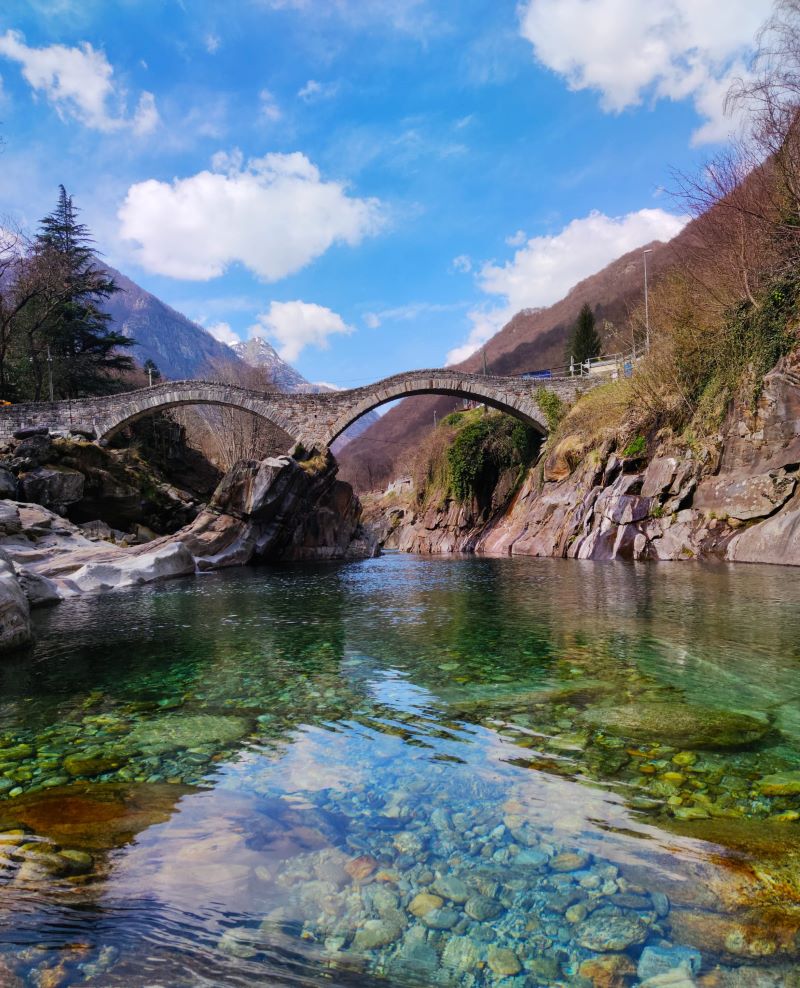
[[0, 369, 598, 448]]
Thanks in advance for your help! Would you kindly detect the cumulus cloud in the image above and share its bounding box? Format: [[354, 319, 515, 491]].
[[0, 29, 159, 134], [446, 208, 687, 365], [207, 321, 240, 346], [205, 33, 221, 54], [518, 0, 771, 144], [249, 301, 352, 362], [364, 312, 382, 329], [505, 229, 526, 247], [118, 150, 384, 281], [451, 254, 472, 274]]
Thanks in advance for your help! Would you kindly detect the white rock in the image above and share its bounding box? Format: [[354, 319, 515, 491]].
[[64, 542, 196, 595]]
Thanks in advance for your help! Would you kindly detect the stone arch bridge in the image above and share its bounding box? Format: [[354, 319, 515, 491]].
[[0, 369, 590, 451]]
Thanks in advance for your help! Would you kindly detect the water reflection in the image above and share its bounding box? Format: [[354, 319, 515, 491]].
[[0, 556, 798, 985]]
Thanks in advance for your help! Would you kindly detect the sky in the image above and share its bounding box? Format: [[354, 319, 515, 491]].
[[0, 0, 774, 387]]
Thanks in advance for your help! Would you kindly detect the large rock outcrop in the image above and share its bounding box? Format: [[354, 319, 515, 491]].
[[0, 431, 204, 537], [370, 350, 800, 565], [176, 452, 376, 568], [0, 550, 31, 651]]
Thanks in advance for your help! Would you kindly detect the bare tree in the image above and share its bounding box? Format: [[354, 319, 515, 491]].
[[169, 357, 294, 471]]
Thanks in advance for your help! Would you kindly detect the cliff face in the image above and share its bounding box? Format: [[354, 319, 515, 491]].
[[369, 352, 800, 566]]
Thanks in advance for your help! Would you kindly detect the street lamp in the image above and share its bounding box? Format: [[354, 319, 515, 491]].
[[643, 248, 653, 352]]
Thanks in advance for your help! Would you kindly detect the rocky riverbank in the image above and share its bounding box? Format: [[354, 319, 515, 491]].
[[0, 447, 375, 652], [365, 352, 800, 564]]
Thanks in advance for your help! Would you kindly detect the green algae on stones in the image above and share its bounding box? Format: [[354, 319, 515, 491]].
[[579, 702, 770, 750], [757, 771, 800, 796], [125, 713, 251, 755], [63, 749, 128, 778]]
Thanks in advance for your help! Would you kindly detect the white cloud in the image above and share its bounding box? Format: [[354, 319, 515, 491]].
[[132, 91, 159, 135], [259, 88, 281, 122], [451, 254, 472, 274], [298, 79, 339, 102], [364, 301, 467, 333], [518, 0, 771, 144], [207, 321, 240, 346], [205, 33, 221, 54], [446, 207, 687, 364], [118, 150, 384, 281], [249, 300, 352, 362], [314, 380, 344, 390], [0, 29, 159, 134], [505, 229, 526, 247]]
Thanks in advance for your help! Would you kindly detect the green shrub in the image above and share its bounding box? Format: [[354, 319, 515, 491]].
[[442, 411, 538, 503], [535, 387, 566, 431], [622, 435, 646, 458]]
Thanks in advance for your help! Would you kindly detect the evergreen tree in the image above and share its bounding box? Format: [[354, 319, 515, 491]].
[[566, 303, 602, 366], [25, 186, 135, 400], [143, 358, 161, 384]]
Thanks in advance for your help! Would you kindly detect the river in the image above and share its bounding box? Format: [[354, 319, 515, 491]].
[[0, 554, 799, 986]]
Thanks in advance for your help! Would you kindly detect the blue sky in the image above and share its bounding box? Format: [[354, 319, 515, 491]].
[[0, 0, 772, 386]]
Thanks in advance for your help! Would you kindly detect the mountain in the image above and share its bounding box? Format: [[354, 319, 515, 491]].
[[337, 237, 679, 491], [231, 337, 311, 392], [99, 267, 377, 451], [101, 265, 245, 380], [231, 336, 380, 449]]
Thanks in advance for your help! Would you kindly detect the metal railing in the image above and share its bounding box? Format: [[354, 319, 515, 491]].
[[519, 349, 640, 382]]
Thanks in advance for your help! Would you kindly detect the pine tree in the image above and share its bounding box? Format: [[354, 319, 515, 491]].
[[566, 303, 602, 366], [143, 358, 161, 384], [25, 186, 135, 400]]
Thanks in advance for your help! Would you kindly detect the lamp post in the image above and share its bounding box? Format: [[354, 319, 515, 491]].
[[46, 345, 54, 402], [643, 248, 653, 351]]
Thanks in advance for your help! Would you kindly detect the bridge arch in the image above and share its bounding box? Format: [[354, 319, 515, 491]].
[[319, 373, 549, 448], [95, 382, 299, 443]]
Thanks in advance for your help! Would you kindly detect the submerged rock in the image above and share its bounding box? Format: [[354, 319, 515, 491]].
[[669, 906, 800, 961], [353, 917, 405, 950], [408, 892, 443, 918], [578, 954, 636, 987], [487, 946, 521, 976], [464, 894, 503, 921], [638, 945, 702, 981], [62, 749, 128, 778], [579, 702, 769, 750], [126, 712, 250, 755], [757, 771, 800, 796], [576, 907, 648, 952], [0, 783, 196, 849]]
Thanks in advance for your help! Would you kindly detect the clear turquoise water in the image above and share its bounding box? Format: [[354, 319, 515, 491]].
[[0, 555, 799, 986]]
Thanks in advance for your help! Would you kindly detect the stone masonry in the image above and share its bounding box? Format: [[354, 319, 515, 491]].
[[0, 370, 595, 451]]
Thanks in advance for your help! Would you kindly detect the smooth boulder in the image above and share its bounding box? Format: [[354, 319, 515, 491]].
[[579, 702, 769, 750], [64, 541, 195, 594], [0, 552, 31, 652]]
